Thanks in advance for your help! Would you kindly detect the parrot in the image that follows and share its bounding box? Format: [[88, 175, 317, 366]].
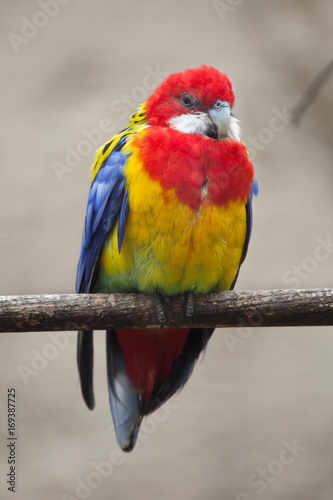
[[76, 65, 257, 452]]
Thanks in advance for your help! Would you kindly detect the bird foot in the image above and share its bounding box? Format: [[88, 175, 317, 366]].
[[180, 291, 195, 326], [151, 293, 167, 329], [152, 292, 195, 328]]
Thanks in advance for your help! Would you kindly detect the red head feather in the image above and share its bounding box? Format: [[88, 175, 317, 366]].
[[146, 65, 235, 127]]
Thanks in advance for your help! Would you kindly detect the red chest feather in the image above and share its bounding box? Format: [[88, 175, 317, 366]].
[[133, 128, 254, 211]]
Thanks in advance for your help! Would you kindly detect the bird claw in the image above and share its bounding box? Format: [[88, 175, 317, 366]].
[[164, 297, 171, 310], [180, 292, 195, 326], [151, 293, 166, 329], [186, 292, 195, 324], [152, 292, 196, 328]]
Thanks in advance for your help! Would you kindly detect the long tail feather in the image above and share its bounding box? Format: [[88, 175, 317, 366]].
[[106, 327, 214, 450], [77, 330, 95, 409], [106, 331, 141, 452]]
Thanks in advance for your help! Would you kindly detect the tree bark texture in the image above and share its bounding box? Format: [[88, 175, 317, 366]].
[[0, 289, 332, 333]]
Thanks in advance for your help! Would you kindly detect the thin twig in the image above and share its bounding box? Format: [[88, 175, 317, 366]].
[[291, 59, 333, 125]]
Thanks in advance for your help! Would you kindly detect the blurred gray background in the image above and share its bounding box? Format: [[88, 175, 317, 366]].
[[1, 1, 333, 499]]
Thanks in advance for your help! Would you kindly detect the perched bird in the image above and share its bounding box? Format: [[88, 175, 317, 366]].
[[76, 65, 257, 451]]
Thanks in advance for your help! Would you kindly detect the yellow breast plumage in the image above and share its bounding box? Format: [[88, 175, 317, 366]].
[[95, 132, 247, 295]]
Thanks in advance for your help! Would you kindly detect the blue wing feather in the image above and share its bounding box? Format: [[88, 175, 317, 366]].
[[76, 142, 130, 294], [240, 176, 258, 265], [117, 191, 129, 253]]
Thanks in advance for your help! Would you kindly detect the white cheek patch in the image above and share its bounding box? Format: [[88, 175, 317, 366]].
[[169, 113, 212, 135], [227, 115, 241, 141], [169, 112, 241, 141]]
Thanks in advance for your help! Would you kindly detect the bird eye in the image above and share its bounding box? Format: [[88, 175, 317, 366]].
[[181, 94, 196, 108]]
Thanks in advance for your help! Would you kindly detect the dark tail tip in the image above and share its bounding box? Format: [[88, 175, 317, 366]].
[[77, 330, 95, 410], [121, 442, 135, 453]]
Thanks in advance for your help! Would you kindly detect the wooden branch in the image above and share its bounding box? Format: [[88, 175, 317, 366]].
[[0, 289, 332, 333]]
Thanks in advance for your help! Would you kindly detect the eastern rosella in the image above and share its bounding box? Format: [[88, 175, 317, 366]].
[[76, 65, 257, 451]]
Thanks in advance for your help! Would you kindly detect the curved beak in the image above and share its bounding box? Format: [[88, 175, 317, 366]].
[[208, 101, 231, 139]]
